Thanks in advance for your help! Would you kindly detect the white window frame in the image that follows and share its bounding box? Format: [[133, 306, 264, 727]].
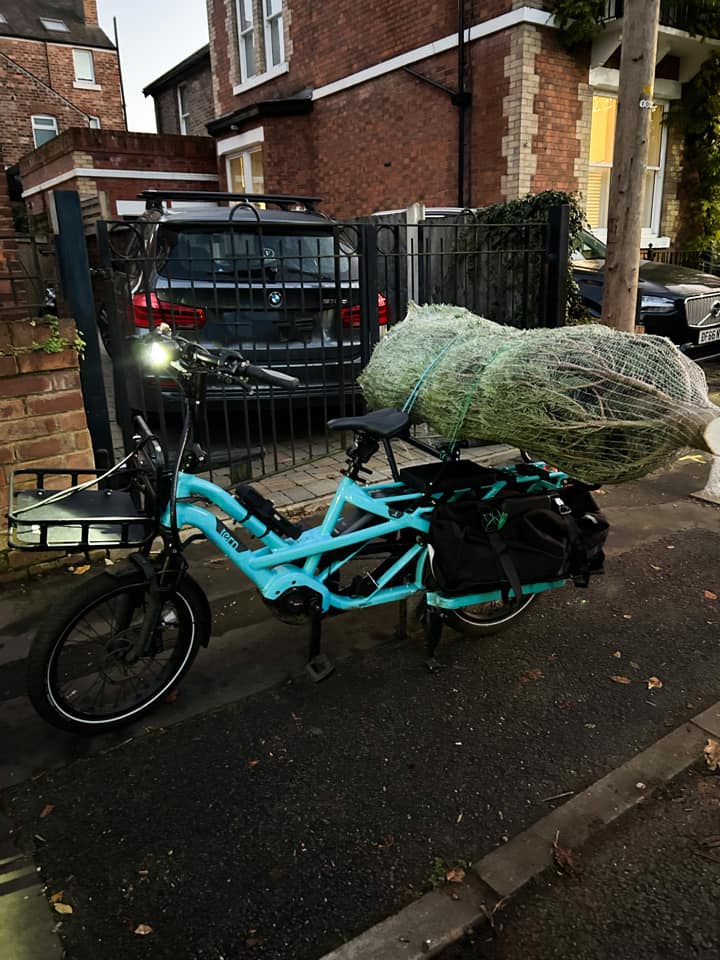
[[587, 91, 670, 247], [263, 0, 285, 70], [40, 18, 69, 32], [31, 114, 58, 148], [225, 145, 264, 196], [72, 47, 100, 90], [236, 0, 256, 82], [177, 83, 190, 135], [233, 0, 288, 95], [88, 116, 101, 129]]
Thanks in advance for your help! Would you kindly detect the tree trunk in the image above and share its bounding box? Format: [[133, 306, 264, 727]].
[[601, 0, 661, 332]]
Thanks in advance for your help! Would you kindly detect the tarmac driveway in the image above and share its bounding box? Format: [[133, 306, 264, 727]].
[[2, 456, 720, 959]]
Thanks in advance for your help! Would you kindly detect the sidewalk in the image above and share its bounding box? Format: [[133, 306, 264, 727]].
[[437, 759, 720, 960], [1, 450, 720, 960]]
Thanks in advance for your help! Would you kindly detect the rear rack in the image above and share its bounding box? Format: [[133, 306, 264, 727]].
[[138, 190, 322, 213]]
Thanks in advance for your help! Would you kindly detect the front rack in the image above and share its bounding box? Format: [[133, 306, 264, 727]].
[[8, 442, 165, 551]]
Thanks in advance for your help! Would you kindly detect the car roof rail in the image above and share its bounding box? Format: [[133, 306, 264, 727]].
[[138, 189, 323, 213]]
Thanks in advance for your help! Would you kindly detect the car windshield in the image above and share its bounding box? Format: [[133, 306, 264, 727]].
[[573, 231, 608, 261], [155, 226, 351, 282]]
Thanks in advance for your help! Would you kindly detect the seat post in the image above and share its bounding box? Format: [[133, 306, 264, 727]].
[[383, 438, 400, 481]]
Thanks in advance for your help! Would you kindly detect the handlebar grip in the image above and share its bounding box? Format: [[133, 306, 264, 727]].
[[132, 414, 155, 439], [243, 364, 300, 390]]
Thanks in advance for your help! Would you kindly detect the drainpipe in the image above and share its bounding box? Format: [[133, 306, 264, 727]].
[[452, 1, 472, 207]]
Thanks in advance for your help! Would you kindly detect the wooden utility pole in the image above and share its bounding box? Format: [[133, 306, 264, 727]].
[[601, 0, 661, 332]]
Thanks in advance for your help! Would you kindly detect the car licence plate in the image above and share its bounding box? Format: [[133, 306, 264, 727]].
[[699, 327, 720, 344]]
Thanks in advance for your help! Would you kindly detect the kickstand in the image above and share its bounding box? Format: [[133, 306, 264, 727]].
[[306, 605, 334, 682], [424, 606, 444, 672]]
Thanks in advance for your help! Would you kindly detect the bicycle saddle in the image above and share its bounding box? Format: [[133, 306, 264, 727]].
[[327, 408, 409, 439]]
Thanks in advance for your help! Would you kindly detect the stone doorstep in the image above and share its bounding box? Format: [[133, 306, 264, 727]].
[[318, 708, 717, 960]]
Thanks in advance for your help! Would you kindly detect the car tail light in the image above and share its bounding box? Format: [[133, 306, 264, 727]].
[[341, 293, 389, 328], [132, 292, 206, 330]]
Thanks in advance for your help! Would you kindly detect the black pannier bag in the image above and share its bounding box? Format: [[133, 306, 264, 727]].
[[428, 484, 608, 598]]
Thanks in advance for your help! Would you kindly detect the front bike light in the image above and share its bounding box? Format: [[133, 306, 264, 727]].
[[147, 339, 172, 369]]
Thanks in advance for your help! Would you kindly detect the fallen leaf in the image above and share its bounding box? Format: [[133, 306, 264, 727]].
[[49, 891, 64, 903], [163, 689, 179, 703], [53, 902, 73, 915], [104, 557, 115, 566], [630, 661, 640, 670], [246, 938, 265, 947], [520, 668, 544, 683], [610, 675, 632, 685], [134, 923, 153, 936], [666, 545, 675, 550], [612, 650, 622, 658], [705, 738, 720, 772], [552, 834, 581, 877], [446, 866, 466, 883], [647, 676, 663, 690], [72, 564, 90, 576], [584, 723, 596, 729], [679, 454, 707, 463], [623, 614, 633, 620], [39, 804, 54, 819], [704, 590, 717, 601], [650, 564, 662, 571], [247, 759, 260, 767]]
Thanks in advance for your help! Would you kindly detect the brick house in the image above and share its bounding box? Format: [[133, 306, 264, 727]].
[[167, 0, 720, 248], [0, 0, 126, 172], [143, 45, 214, 137]]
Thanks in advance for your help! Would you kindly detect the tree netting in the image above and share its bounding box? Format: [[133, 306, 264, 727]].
[[358, 302, 720, 484]]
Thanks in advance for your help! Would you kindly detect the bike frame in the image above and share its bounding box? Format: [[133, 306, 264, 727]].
[[160, 465, 569, 616]]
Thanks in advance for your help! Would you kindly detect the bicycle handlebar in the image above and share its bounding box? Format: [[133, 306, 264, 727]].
[[149, 327, 300, 391]]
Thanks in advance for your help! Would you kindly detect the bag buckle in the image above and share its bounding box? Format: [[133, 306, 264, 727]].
[[553, 497, 571, 516]]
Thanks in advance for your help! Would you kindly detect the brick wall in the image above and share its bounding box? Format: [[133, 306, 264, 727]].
[[154, 63, 215, 137], [531, 29, 588, 194], [209, 0, 513, 118], [0, 36, 125, 168], [0, 316, 94, 579], [19, 129, 218, 222]]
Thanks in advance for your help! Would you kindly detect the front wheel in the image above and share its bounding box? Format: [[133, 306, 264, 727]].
[[27, 565, 207, 734], [447, 593, 536, 638]]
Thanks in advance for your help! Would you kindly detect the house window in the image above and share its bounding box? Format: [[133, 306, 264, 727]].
[[177, 84, 190, 135], [227, 146, 265, 195], [89, 116, 101, 129], [40, 18, 69, 32], [73, 49, 95, 84], [264, 0, 284, 69], [236, 0, 256, 81], [586, 94, 667, 236], [32, 115, 58, 147]]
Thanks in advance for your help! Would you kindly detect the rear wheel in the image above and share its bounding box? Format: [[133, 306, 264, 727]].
[[447, 593, 536, 637], [27, 566, 206, 734]]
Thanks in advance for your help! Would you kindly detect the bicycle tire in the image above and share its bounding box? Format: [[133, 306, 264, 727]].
[[27, 564, 207, 734], [447, 593, 536, 637]]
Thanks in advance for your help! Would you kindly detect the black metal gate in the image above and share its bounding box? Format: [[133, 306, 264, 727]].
[[93, 195, 567, 486]]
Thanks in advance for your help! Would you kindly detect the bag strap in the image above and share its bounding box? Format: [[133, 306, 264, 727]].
[[563, 513, 590, 588], [487, 530, 523, 601]]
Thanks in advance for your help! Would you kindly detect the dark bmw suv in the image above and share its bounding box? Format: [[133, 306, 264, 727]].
[[573, 230, 720, 358], [99, 191, 387, 411]]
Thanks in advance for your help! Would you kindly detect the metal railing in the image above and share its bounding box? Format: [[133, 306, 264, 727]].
[[94, 209, 566, 485], [0, 233, 58, 317], [603, 0, 719, 35]]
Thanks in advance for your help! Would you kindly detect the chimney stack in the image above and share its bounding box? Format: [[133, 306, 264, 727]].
[[82, 1, 98, 24]]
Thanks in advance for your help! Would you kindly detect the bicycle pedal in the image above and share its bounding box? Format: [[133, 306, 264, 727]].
[[306, 653, 335, 683]]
